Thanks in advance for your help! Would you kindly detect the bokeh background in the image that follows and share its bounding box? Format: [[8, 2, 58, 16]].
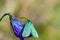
[[0, 0, 60, 40]]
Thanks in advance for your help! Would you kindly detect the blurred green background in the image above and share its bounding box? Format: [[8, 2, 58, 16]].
[[0, 0, 60, 40]]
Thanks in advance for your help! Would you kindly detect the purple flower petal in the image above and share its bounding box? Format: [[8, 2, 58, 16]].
[[11, 18, 24, 37]]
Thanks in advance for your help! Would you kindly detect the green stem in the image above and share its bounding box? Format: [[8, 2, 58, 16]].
[[0, 13, 11, 21]]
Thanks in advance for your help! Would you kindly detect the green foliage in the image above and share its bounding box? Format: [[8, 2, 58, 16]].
[[52, 3, 60, 28], [0, 0, 5, 7]]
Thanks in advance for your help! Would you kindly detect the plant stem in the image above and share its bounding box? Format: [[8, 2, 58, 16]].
[[20, 37, 24, 40]]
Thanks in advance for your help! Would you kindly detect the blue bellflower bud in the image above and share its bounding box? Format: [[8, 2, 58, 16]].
[[11, 18, 24, 37], [10, 16, 32, 40], [9, 16, 25, 40], [0, 13, 25, 40]]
